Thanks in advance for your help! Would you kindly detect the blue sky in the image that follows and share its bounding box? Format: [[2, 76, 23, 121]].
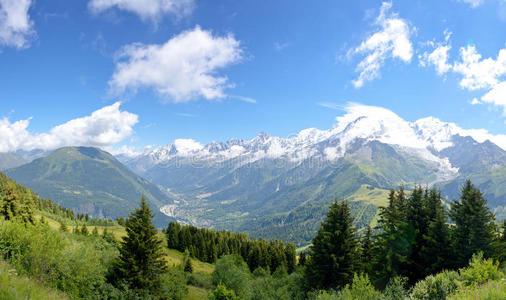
[[0, 0, 505, 153]]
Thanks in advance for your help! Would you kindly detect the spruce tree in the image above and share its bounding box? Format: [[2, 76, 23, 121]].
[[1, 185, 18, 220], [450, 180, 496, 268], [81, 223, 89, 236], [405, 185, 429, 283], [59, 220, 69, 232], [304, 199, 361, 290], [372, 188, 414, 288], [361, 225, 374, 276], [420, 188, 451, 276], [112, 196, 168, 294]]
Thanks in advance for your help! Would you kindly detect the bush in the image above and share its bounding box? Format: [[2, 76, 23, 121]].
[[410, 270, 460, 300], [382, 276, 408, 300], [336, 273, 382, 300], [0, 219, 117, 298], [448, 280, 506, 300], [212, 255, 251, 299], [459, 252, 504, 286], [208, 282, 238, 300]]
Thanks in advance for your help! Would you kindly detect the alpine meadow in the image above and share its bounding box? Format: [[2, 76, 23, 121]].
[[0, 0, 505, 299]]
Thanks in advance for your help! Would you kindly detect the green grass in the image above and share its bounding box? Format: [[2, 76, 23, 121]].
[[0, 260, 68, 300], [185, 285, 209, 300], [448, 280, 506, 300], [164, 249, 215, 274]]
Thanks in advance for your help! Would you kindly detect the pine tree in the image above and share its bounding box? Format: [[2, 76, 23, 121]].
[[420, 188, 451, 276], [372, 188, 414, 288], [450, 180, 496, 268], [81, 223, 89, 236], [112, 196, 168, 294], [59, 220, 69, 232], [92, 226, 99, 236], [304, 199, 361, 290], [405, 185, 429, 283], [361, 225, 374, 276], [1, 185, 18, 220]]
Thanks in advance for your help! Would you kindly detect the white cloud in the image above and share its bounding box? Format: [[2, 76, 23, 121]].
[[453, 46, 506, 90], [109, 26, 243, 102], [419, 31, 452, 75], [349, 2, 413, 88], [0, 0, 35, 49], [458, 0, 484, 8], [88, 0, 194, 22], [0, 102, 138, 152], [452, 45, 506, 114], [471, 97, 481, 104]]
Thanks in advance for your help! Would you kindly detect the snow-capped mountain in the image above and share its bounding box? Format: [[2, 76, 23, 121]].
[[118, 104, 505, 245], [122, 103, 503, 179]]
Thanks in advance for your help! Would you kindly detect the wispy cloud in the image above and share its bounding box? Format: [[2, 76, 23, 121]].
[[230, 95, 257, 104], [88, 0, 194, 23], [274, 41, 291, 51], [0, 0, 36, 50], [176, 113, 196, 117], [457, 0, 484, 8], [348, 2, 413, 88], [317, 102, 346, 110]]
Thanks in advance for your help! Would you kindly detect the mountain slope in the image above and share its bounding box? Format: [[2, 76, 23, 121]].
[[118, 105, 505, 244], [0, 152, 26, 170], [5, 147, 173, 226]]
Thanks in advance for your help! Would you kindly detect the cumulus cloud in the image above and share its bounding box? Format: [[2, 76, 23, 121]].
[[457, 0, 484, 8], [349, 2, 413, 88], [452, 45, 506, 114], [0, 0, 35, 49], [88, 0, 194, 22], [419, 31, 452, 75], [0, 102, 138, 152], [109, 26, 243, 102]]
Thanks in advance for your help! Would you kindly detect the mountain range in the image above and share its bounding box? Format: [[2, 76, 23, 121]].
[[1, 105, 504, 246], [117, 106, 505, 245]]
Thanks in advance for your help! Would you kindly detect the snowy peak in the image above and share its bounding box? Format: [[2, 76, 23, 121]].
[[123, 104, 505, 170]]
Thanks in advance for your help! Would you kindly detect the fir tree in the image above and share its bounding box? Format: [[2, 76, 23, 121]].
[[1, 185, 18, 220], [59, 220, 69, 232], [81, 223, 89, 236], [304, 199, 361, 290], [450, 180, 496, 268], [361, 225, 374, 276], [420, 188, 451, 276], [112, 196, 168, 294], [92, 226, 99, 236], [372, 188, 414, 288]]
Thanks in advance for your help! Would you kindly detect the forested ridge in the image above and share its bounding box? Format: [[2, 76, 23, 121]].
[[0, 170, 505, 299]]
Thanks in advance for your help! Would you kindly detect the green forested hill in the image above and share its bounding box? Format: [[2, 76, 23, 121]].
[[5, 147, 173, 226]]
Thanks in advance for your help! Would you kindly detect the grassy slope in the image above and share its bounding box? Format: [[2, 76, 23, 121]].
[[38, 214, 214, 300], [0, 260, 68, 300]]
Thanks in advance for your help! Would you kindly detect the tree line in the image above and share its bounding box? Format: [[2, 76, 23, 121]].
[[165, 222, 297, 273], [303, 180, 505, 291]]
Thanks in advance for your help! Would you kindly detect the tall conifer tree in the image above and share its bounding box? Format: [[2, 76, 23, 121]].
[[112, 196, 168, 294], [450, 180, 496, 268], [304, 199, 360, 290]]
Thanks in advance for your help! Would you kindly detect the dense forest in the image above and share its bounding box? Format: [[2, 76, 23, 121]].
[[0, 170, 505, 299]]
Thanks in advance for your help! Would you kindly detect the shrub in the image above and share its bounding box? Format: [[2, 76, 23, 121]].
[[448, 280, 506, 300], [208, 282, 238, 300], [410, 270, 460, 300], [382, 276, 408, 300], [336, 273, 382, 300], [212, 255, 251, 299], [459, 252, 504, 286]]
